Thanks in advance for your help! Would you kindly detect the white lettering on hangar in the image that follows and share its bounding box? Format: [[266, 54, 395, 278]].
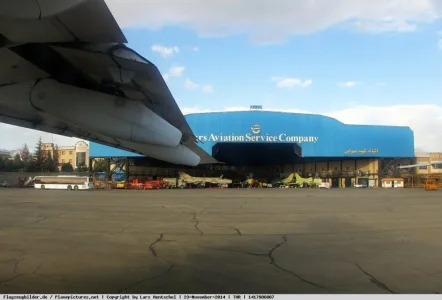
[[196, 124, 319, 144]]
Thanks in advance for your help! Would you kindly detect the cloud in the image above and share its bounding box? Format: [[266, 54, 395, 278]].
[[180, 104, 442, 152], [193, 47, 199, 51], [151, 44, 180, 58], [184, 79, 213, 92], [184, 79, 199, 90], [375, 82, 386, 86], [438, 38, 442, 50], [272, 77, 312, 88], [353, 19, 417, 33], [162, 65, 185, 82], [168, 65, 185, 77], [106, 0, 442, 44], [337, 81, 357, 88], [202, 85, 213, 93]]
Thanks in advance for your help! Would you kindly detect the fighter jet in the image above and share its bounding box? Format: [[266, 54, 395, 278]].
[[294, 173, 323, 187], [269, 173, 296, 188], [178, 172, 232, 188], [0, 0, 217, 166]]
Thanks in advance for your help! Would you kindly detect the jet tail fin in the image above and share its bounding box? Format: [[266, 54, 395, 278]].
[[179, 172, 191, 179], [286, 173, 294, 181]]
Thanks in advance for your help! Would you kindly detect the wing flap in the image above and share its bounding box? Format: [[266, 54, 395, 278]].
[[0, 48, 49, 85]]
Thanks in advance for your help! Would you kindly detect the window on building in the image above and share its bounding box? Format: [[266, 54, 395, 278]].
[[433, 164, 442, 169], [62, 151, 65, 155], [418, 166, 428, 170], [334, 167, 338, 171], [345, 166, 350, 171], [309, 168, 313, 172], [321, 168, 325, 171], [76, 152, 86, 167], [69, 151, 73, 155]]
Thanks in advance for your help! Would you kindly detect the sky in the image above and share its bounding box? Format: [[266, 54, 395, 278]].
[[1, 0, 441, 152]]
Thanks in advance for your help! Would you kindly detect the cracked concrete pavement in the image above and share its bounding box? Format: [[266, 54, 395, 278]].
[[1, 188, 442, 294]]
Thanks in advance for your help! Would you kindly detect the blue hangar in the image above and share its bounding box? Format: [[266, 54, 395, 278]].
[[90, 111, 415, 187]]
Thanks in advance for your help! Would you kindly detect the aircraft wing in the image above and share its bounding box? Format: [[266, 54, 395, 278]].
[[398, 161, 442, 169], [398, 163, 431, 169], [0, 0, 218, 166]]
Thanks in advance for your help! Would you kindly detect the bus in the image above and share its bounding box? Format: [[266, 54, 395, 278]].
[[33, 175, 93, 190]]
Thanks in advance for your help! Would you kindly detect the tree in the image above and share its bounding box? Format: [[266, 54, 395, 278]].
[[34, 137, 45, 172], [44, 150, 58, 172], [20, 143, 34, 172], [61, 163, 74, 172], [53, 145, 60, 170], [4, 159, 14, 172], [20, 143, 31, 163], [13, 153, 23, 171], [0, 158, 5, 171]]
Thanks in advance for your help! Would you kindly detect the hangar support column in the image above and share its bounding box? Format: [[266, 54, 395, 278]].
[[89, 157, 129, 188], [379, 157, 414, 179]]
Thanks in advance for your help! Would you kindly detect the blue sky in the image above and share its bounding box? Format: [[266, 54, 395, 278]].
[[1, 0, 441, 152], [126, 24, 442, 112]]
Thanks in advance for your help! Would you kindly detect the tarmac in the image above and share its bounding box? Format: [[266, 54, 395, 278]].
[[1, 187, 442, 294]]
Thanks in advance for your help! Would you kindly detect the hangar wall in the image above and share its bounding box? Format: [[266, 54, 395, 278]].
[[89, 111, 415, 159]]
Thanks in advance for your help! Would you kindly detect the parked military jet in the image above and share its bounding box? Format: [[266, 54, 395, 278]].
[[294, 173, 323, 187], [270, 173, 296, 188], [178, 172, 232, 187]]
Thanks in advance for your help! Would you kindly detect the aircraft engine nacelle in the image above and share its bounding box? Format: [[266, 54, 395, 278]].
[[0, 80, 201, 166], [30, 79, 183, 148]]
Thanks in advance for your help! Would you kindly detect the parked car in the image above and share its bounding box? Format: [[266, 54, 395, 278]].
[[354, 183, 367, 188], [0, 180, 11, 187], [318, 182, 331, 189]]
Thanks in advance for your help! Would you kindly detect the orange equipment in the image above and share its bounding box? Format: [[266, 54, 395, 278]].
[[424, 175, 438, 191]]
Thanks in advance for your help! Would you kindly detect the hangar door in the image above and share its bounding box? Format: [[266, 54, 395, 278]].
[[212, 142, 302, 166]]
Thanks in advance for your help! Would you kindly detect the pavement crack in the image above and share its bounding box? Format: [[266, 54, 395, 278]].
[[149, 234, 164, 257], [240, 200, 248, 209], [13, 254, 26, 275], [120, 225, 132, 233], [193, 213, 203, 235], [0, 274, 24, 286], [356, 263, 396, 294], [233, 227, 242, 236], [32, 264, 41, 275], [0, 253, 33, 287], [34, 216, 48, 224], [200, 236, 327, 291], [214, 225, 242, 236], [118, 264, 174, 293], [267, 235, 329, 292]]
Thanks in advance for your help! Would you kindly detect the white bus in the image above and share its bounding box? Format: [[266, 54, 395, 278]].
[[33, 175, 93, 190]]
